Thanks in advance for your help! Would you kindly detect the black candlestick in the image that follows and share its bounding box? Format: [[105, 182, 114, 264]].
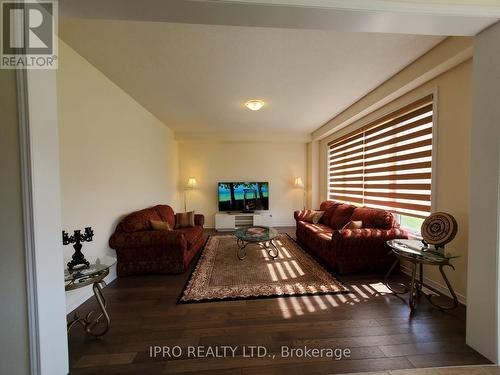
[[63, 227, 93, 271]]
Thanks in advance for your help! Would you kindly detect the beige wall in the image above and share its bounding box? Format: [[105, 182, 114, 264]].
[[178, 141, 307, 227], [0, 66, 30, 375], [319, 59, 472, 301], [57, 41, 179, 311]]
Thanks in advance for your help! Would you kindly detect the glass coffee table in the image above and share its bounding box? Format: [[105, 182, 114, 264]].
[[234, 226, 279, 260]]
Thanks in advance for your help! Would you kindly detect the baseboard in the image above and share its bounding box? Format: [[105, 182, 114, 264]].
[[273, 222, 296, 227], [65, 264, 117, 314], [400, 263, 466, 305]]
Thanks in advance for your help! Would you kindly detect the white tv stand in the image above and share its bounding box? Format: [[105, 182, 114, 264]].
[[215, 212, 273, 231]]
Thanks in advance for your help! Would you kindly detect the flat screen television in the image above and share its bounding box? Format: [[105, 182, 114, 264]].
[[218, 182, 269, 212]]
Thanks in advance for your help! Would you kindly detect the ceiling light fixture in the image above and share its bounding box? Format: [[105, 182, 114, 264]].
[[244, 99, 265, 111]]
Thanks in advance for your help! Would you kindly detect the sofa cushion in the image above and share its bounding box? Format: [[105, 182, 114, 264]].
[[350, 207, 396, 229], [300, 221, 333, 235], [319, 201, 342, 225], [329, 204, 356, 229], [175, 211, 195, 229], [154, 205, 176, 229], [174, 226, 203, 249], [303, 210, 325, 224], [117, 207, 162, 233], [298, 221, 333, 250], [150, 220, 171, 231]]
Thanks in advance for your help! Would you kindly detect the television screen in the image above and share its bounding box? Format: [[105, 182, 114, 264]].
[[218, 182, 269, 212]]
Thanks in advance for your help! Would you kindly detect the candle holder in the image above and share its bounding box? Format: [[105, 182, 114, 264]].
[[63, 227, 93, 271]]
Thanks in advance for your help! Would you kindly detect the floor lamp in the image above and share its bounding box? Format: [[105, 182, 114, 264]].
[[184, 177, 197, 212], [294, 177, 306, 210]]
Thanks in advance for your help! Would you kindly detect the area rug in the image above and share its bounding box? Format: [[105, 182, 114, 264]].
[[179, 234, 349, 303]]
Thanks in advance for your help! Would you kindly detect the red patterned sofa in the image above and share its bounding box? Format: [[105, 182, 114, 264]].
[[294, 201, 408, 274], [109, 205, 205, 276]]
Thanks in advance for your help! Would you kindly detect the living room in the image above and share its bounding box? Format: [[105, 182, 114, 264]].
[[2, 1, 500, 375]]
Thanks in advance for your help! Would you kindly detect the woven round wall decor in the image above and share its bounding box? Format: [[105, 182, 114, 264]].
[[421, 212, 458, 247]]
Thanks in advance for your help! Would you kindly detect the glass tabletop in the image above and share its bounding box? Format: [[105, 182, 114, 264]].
[[234, 226, 278, 242], [64, 255, 117, 283], [386, 239, 458, 263]]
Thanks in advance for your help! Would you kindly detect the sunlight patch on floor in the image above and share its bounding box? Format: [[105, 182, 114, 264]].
[[277, 297, 292, 319], [351, 285, 369, 299], [266, 263, 278, 282], [274, 280, 399, 318], [369, 282, 392, 294], [275, 263, 289, 280], [282, 261, 297, 278], [290, 260, 305, 276]]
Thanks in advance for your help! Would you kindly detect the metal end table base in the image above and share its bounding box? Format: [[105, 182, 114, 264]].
[[67, 279, 111, 337], [384, 259, 458, 311]]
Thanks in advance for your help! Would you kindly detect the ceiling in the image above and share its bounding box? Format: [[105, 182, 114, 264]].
[[58, 0, 499, 141], [60, 19, 445, 140]]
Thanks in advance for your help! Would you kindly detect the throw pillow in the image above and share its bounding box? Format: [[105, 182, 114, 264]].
[[320, 202, 341, 225], [342, 220, 363, 230], [150, 220, 171, 231], [330, 204, 357, 229], [175, 211, 195, 228], [304, 210, 324, 224]]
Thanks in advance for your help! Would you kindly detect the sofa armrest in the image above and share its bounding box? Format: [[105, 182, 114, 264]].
[[294, 209, 315, 222], [194, 214, 204, 227], [109, 230, 187, 250]]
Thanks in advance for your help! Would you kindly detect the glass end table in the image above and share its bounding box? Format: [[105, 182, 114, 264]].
[[65, 255, 116, 336], [234, 226, 279, 260], [385, 239, 459, 311]]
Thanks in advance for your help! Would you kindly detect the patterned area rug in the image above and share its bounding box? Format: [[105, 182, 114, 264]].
[[179, 234, 349, 303]]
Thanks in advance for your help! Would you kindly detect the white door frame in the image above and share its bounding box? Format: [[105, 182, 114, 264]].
[[16, 67, 41, 375], [17, 67, 69, 374]]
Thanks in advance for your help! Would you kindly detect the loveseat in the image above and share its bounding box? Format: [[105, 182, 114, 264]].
[[294, 201, 408, 274], [109, 205, 205, 276]]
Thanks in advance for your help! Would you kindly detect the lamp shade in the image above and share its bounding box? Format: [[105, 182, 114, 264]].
[[186, 177, 197, 189], [294, 177, 304, 188]]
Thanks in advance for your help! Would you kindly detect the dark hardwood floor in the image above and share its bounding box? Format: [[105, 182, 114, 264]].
[[67, 227, 490, 375]]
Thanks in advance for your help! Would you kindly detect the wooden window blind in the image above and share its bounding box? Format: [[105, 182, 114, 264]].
[[328, 95, 433, 218]]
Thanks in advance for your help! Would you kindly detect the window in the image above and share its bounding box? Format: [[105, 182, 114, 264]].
[[328, 95, 434, 221], [398, 215, 425, 233]]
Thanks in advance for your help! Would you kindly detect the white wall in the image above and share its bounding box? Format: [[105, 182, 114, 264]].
[[57, 41, 179, 312], [467, 21, 500, 363], [178, 141, 307, 227]]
